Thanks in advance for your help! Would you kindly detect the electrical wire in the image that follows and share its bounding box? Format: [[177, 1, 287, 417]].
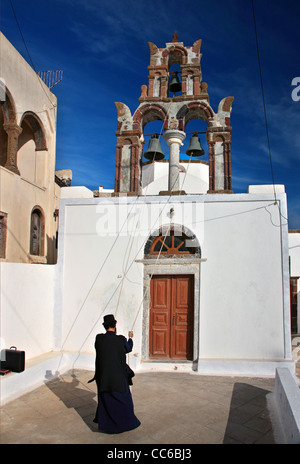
[[252, 0, 289, 225], [251, 0, 276, 203]]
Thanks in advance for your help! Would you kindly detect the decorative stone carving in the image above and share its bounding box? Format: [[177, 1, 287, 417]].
[[3, 123, 22, 174]]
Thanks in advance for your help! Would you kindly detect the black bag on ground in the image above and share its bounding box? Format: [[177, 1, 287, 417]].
[[0, 346, 25, 373]]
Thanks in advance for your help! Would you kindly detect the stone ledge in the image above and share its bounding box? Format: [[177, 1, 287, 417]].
[[0, 351, 95, 406], [159, 190, 186, 195], [273, 367, 300, 444]]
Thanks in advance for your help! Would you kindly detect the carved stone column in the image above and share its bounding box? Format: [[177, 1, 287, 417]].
[[208, 141, 215, 192], [163, 130, 186, 193], [114, 144, 122, 192], [3, 123, 22, 174], [224, 141, 232, 191], [130, 143, 142, 194], [114, 135, 142, 194]]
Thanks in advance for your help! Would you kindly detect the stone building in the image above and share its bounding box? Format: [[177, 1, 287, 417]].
[[0, 32, 67, 264]]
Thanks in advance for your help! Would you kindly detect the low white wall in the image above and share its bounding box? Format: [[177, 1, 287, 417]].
[[0, 351, 95, 406], [273, 368, 300, 444], [0, 263, 56, 361]]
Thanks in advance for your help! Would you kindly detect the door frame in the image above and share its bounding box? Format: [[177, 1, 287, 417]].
[[141, 258, 202, 363]]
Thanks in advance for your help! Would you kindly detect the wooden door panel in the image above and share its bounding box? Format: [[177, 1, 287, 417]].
[[150, 275, 193, 360], [151, 330, 168, 356], [152, 312, 168, 325], [174, 329, 189, 357], [150, 277, 171, 358], [175, 312, 188, 325], [153, 279, 170, 308], [176, 278, 190, 307], [171, 276, 194, 359]]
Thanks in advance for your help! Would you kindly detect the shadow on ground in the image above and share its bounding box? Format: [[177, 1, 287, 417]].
[[44, 370, 98, 432], [223, 382, 275, 444], [41, 370, 275, 444]]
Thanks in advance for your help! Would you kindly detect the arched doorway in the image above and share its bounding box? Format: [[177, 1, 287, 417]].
[[142, 224, 202, 362]]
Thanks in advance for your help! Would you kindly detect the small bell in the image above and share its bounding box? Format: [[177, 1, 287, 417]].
[[144, 135, 165, 161], [169, 71, 182, 94], [186, 133, 205, 157]]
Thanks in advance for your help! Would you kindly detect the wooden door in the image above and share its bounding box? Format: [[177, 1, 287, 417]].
[[149, 275, 194, 360]]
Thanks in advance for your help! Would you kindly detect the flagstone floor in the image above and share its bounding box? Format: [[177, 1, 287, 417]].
[[0, 369, 280, 444]]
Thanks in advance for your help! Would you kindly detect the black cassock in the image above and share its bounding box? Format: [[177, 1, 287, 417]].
[[91, 331, 140, 433]]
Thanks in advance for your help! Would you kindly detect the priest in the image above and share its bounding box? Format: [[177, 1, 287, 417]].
[[90, 314, 141, 433]]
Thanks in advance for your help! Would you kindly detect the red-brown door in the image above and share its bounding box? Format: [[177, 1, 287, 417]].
[[149, 275, 194, 360]]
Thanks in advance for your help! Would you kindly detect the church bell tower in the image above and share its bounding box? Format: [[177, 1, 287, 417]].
[[114, 33, 234, 195]]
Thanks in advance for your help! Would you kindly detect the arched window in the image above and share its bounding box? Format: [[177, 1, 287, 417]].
[[150, 230, 195, 255], [30, 208, 45, 256], [145, 225, 200, 258]]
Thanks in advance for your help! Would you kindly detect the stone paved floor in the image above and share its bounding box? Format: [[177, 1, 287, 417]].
[[0, 369, 278, 444]]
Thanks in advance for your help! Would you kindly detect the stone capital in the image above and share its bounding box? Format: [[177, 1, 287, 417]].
[[3, 122, 22, 175], [3, 122, 23, 136], [163, 129, 186, 146]]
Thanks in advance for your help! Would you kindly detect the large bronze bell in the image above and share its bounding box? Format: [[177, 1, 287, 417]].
[[169, 71, 182, 94], [186, 133, 205, 157], [144, 135, 165, 161]]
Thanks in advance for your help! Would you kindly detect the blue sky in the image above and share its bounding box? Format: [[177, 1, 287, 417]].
[[1, 0, 300, 227]]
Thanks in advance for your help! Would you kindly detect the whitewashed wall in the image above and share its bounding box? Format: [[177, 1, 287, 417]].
[[200, 198, 288, 360], [0, 263, 55, 360], [57, 192, 292, 374], [142, 160, 209, 195]]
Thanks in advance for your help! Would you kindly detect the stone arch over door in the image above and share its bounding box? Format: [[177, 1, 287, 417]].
[[144, 223, 201, 258], [141, 224, 202, 364]]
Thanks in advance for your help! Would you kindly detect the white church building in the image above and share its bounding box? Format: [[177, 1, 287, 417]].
[[1, 34, 299, 405]]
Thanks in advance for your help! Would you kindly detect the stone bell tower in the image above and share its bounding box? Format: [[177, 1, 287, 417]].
[[114, 33, 234, 194]]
